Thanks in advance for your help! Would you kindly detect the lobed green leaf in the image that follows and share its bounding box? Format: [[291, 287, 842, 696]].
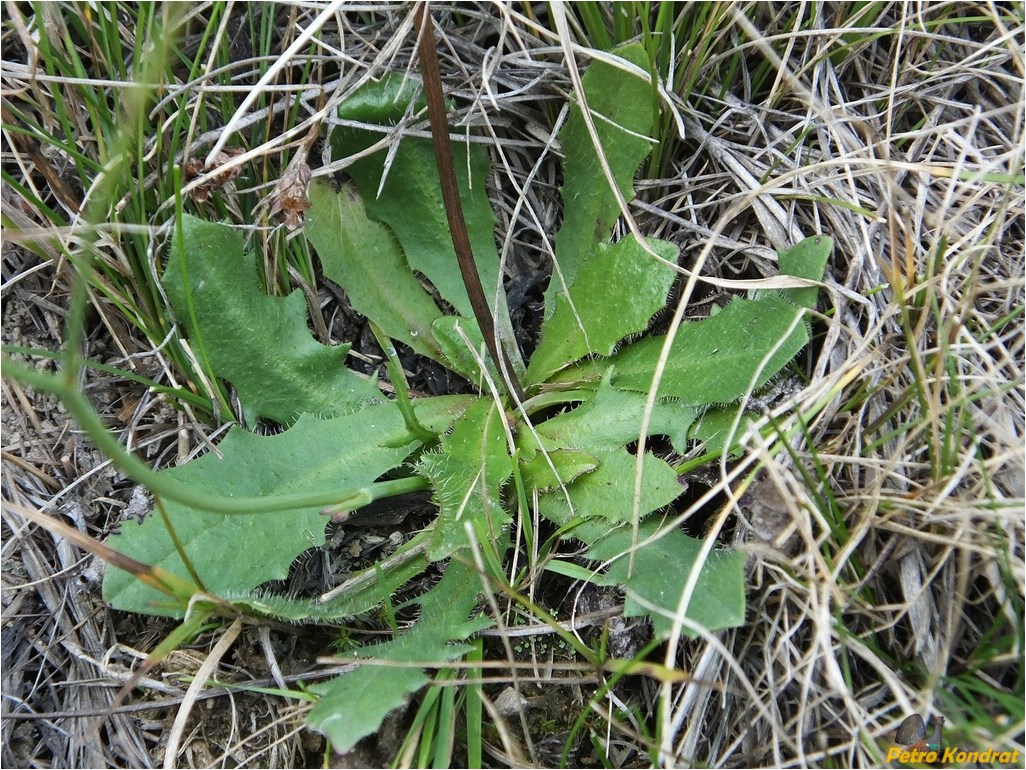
[[587, 522, 746, 638], [307, 179, 445, 361], [605, 292, 811, 403], [226, 534, 432, 623], [534, 373, 699, 454], [689, 407, 757, 457], [309, 667, 429, 754], [535, 448, 681, 539], [605, 235, 832, 403], [102, 398, 471, 616], [527, 236, 678, 384], [162, 215, 380, 424], [417, 398, 512, 560], [766, 234, 832, 310], [307, 559, 490, 753], [544, 43, 659, 315], [331, 77, 520, 371], [517, 448, 598, 493]]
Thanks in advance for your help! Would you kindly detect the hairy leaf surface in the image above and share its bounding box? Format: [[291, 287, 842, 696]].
[[535, 448, 680, 534], [517, 448, 598, 493], [417, 399, 512, 560], [331, 77, 519, 370], [588, 523, 746, 638], [102, 398, 471, 616], [227, 535, 432, 622], [607, 293, 810, 402], [527, 236, 678, 384], [535, 374, 699, 454], [544, 43, 658, 314], [307, 179, 444, 361], [307, 559, 490, 753], [162, 215, 380, 424], [605, 235, 831, 401]]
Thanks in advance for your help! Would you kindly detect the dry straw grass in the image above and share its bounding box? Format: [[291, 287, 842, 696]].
[[2, 2, 1023, 767]]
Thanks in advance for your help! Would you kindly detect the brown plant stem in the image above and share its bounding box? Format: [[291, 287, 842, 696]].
[[414, 3, 526, 403]]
